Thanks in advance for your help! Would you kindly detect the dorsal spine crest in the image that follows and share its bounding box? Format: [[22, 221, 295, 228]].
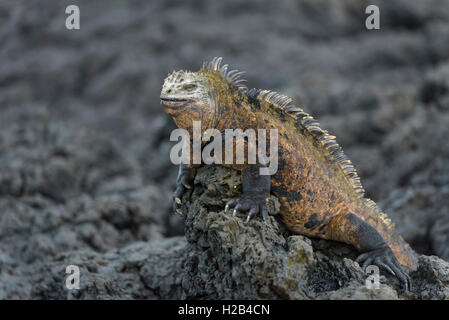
[[247, 86, 367, 198], [201, 57, 247, 90]]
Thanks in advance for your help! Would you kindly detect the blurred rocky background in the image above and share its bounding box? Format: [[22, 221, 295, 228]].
[[0, 0, 448, 299]]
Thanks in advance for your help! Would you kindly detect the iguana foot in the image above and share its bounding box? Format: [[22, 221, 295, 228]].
[[356, 246, 411, 291], [225, 164, 271, 223], [225, 195, 269, 223], [173, 164, 192, 217]]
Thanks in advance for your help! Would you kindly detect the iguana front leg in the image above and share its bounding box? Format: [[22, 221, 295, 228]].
[[173, 163, 194, 216], [225, 164, 270, 223], [329, 213, 411, 290]]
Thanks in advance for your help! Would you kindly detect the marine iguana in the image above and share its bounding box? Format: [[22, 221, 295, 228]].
[[160, 57, 417, 289]]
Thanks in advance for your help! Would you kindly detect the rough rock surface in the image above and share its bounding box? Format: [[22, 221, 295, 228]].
[[0, 120, 181, 299], [3, 164, 449, 300], [1, 0, 449, 299]]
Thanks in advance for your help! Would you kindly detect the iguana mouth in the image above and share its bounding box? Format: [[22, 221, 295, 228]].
[[160, 97, 191, 108]]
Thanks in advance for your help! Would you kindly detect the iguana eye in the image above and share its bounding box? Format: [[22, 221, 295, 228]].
[[183, 84, 197, 91]]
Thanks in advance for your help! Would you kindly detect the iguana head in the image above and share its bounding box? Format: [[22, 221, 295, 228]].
[[160, 57, 247, 132], [160, 70, 211, 116]]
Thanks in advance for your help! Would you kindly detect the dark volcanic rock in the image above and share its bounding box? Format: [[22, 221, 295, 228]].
[[0, 120, 181, 299], [0, 0, 449, 299], [18, 165, 449, 300], [2, 163, 448, 300]]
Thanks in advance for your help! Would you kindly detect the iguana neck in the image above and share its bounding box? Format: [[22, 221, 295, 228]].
[[203, 71, 256, 133]]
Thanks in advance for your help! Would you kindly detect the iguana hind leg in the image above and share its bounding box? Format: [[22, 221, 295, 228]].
[[329, 213, 411, 290], [225, 164, 270, 223]]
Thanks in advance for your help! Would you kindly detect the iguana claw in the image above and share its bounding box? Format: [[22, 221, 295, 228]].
[[356, 246, 412, 291], [225, 196, 269, 223]]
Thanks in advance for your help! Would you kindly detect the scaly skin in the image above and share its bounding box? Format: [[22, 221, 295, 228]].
[[160, 57, 417, 289]]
